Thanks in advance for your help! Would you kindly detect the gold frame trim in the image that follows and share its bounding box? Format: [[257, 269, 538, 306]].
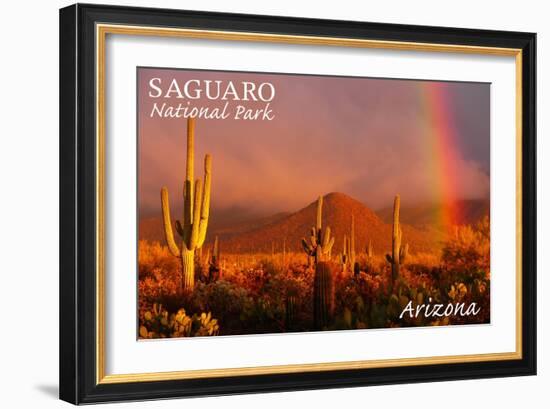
[[96, 23, 523, 385]]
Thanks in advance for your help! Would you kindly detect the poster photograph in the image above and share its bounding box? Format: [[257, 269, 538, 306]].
[[137, 68, 491, 338]]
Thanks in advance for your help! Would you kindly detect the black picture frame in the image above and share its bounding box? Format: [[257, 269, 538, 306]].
[[59, 3, 536, 404]]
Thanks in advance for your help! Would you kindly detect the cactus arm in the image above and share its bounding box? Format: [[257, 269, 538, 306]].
[[367, 240, 374, 258], [310, 233, 317, 248], [181, 181, 187, 230], [393, 195, 400, 236], [304, 194, 335, 263], [395, 226, 402, 264], [183, 180, 193, 245], [213, 236, 219, 261], [302, 238, 314, 256], [400, 243, 409, 263], [197, 154, 212, 247], [160, 187, 181, 257], [188, 179, 203, 251], [327, 236, 335, 254], [343, 235, 348, 256], [183, 118, 196, 246], [322, 226, 331, 249], [316, 195, 323, 231]]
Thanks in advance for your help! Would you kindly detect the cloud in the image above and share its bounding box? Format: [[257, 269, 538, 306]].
[[138, 68, 490, 216]]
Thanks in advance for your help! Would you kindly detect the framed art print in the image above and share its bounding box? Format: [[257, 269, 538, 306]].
[[59, 4, 536, 404]]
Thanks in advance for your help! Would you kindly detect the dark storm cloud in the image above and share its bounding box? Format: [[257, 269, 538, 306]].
[[138, 68, 489, 217]]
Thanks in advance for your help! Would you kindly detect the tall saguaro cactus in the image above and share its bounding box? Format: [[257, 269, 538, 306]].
[[302, 196, 335, 264], [161, 118, 212, 291], [385, 195, 407, 284]]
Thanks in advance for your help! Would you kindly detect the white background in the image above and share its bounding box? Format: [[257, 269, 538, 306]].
[[0, 0, 546, 407]]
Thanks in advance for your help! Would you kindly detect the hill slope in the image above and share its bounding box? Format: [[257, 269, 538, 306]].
[[215, 192, 443, 255], [376, 199, 490, 230], [140, 192, 445, 255], [139, 210, 289, 244]]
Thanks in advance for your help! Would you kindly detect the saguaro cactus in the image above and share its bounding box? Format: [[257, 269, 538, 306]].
[[401, 243, 409, 263], [349, 214, 356, 271], [341, 235, 349, 271], [285, 290, 297, 331], [366, 240, 374, 259], [302, 196, 335, 264], [385, 195, 407, 284], [212, 236, 220, 267], [161, 118, 212, 291], [341, 215, 357, 273], [208, 235, 221, 282], [313, 262, 335, 329]]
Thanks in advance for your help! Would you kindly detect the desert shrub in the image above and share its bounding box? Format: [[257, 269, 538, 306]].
[[407, 252, 440, 267], [191, 280, 254, 334], [441, 216, 490, 279], [139, 303, 219, 339], [224, 264, 268, 297], [137, 230, 491, 336], [232, 261, 315, 333], [332, 270, 391, 330], [405, 252, 440, 277], [138, 240, 180, 282], [399, 266, 434, 291], [352, 255, 387, 276]]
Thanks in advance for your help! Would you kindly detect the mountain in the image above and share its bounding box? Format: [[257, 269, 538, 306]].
[[139, 210, 290, 244], [140, 192, 446, 255], [220, 192, 443, 254], [210, 192, 442, 254], [376, 199, 490, 230]]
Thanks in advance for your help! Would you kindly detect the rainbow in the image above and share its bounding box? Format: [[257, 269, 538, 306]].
[[418, 81, 463, 231]]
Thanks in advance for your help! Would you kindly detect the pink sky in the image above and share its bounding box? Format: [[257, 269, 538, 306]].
[[137, 67, 489, 221]]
